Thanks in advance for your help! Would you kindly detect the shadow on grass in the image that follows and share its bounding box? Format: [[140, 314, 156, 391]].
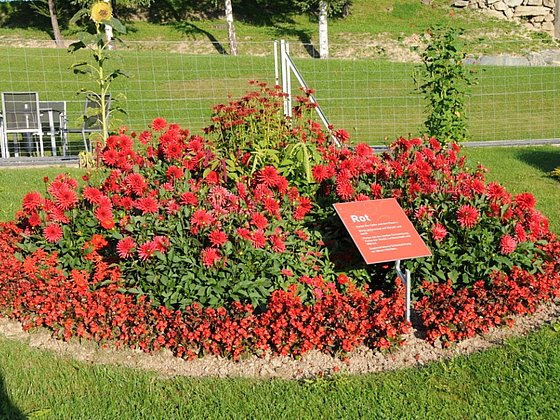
[[515, 147, 560, 175], [270, 25, 320, 58], [172, 22, 228, 55], [0, 372, 25, 420]]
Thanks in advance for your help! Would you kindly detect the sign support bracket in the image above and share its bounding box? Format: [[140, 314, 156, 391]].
[[395, 260, 411, 322]]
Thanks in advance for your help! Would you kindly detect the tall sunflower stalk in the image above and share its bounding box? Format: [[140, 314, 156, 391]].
[[69, 1, 127, 146]]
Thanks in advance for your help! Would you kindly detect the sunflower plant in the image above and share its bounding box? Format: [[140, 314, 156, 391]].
[[68, 1, 127, 146]]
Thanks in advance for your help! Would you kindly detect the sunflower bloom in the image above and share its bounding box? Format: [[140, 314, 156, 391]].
[[91, 2, 112, 24]]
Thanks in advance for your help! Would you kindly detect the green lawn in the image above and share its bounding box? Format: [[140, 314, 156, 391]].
[[1, 319, 559, 418], [1, 46, 558, 149]]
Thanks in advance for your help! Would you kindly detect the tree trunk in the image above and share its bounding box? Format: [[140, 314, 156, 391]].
[[224, 0, 238, 56], [318, 1, 328, 59], [555, 0, 560, 40], [47, 0, 64, 48]]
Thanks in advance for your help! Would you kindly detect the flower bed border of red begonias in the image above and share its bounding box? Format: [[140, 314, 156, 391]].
[[0, 223, 409, 359], [415, 235, 560, 346]]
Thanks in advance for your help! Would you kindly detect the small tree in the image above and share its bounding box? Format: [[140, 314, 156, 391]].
[[414, 25, 476, 145]]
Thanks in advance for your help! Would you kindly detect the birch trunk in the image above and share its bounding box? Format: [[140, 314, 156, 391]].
[[224, 0, 238, 56]]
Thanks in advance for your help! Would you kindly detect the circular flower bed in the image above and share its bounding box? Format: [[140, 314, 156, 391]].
[[0, 83, 558, 360]]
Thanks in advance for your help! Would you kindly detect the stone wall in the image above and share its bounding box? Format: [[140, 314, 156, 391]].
[[452, 0, 556, 34]]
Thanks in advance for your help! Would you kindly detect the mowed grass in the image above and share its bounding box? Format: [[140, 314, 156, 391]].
[[1, 46, 559, 148], [1, 318, 560, 418]]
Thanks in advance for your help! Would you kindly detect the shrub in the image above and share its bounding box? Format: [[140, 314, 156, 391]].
[[414, 25, 476, 144], [311, 137, 551, 293]]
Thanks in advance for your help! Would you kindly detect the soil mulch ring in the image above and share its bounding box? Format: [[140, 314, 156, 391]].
[[1, 302, 559, 381]]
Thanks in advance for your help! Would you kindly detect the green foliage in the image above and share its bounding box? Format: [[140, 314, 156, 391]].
[[414, 25, 476, 144], [206, 83, 326, 190]]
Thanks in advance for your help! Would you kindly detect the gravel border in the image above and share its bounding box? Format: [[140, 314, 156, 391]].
[[1, 301, 559, 380]]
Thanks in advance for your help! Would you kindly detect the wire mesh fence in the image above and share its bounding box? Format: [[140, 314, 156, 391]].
[[0, 39, 559, 157]]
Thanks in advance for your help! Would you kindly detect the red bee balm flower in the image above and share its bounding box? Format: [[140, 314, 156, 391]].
[[456, 204, 480, 228]]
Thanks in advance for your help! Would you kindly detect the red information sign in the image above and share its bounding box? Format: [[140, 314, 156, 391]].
[[333, 198, 432, 265]]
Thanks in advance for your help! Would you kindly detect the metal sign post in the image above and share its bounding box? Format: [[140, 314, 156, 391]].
[[395, 260, 411, 322]]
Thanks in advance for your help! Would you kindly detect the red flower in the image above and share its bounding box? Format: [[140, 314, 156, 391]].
[[259, 166, 280, 187], [270, 235, 286, 253], [263, 198, 280, 217], [431, 223, 448, 242], [312, 164, 332, 183], [28, 212, 41, 227], [117, 237, 136, 259], [138, 130, 152, 144], [151, 117, 167, 131], [236, 227, 251, 240], [514, 223, 527, 242], [415, 205, 434, 220], [201, 247, 221, 267], [499, 234, 517, 255], [53, 187, 78, 210], [23, 192, 42, 211], [100, 218, 115, 230], [250, 213, 268, 230], [191, 209, 215, 228], [135, 197, 159, 214], [370, 183, 382, 199], [514, 192, 536, 211], [163, 141, 184, 161], [126, 173, 147, 196], [138, 241, 157, 261], [251, 230, 266, 248], [209, 230, 228, 247], [83, 187, 104, 204], [166, 165, 184, 180], [94, 206, 113, 223], [336, 177, 354, 200], [153, 236, 170, 252], [180, 192, 198, 206], [90, 234, 108, 250], [456, 204, 479, 228], [44, 223, 63, 242], [294, 229, 309, 241]]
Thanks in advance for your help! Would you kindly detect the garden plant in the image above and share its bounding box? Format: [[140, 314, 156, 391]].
[[0, 80, 557, 362]]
